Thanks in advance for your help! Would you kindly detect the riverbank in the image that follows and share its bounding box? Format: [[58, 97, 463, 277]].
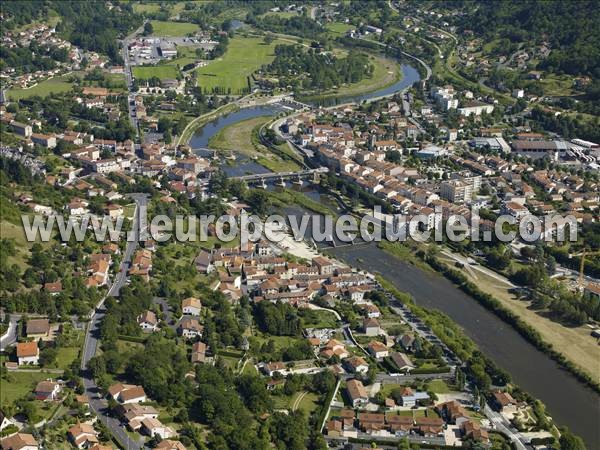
[[176, 102, 239, 146], [298, 53, 402, 103], [328, 243, 599, 447], [436, 251, 600, 384], [421, 254, 600, 394], [208, 116, 302, 172]]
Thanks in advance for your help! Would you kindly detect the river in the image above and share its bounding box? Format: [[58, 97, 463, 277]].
[[329, 243, 599, 448], [189, 61, 599, 448], [307, 63, 421, 107]]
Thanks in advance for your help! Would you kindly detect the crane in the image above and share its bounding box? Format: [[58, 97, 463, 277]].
[[568, 249, 600, 290]]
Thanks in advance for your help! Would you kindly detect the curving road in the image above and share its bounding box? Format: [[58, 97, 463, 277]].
[[0, 314, 20, 351]]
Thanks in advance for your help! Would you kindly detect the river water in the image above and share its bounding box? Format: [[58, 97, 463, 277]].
[[190, 62, 599, 448], [329, 243, 599, 448]]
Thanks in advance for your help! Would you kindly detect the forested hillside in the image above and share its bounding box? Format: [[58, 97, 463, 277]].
[[460, 0, 600, 78]]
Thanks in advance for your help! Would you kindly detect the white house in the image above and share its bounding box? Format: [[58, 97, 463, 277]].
[[137, 310, 159, 332], [108, 383, 147, 404], [16, 342, 39, 365], [181, 297, 202, 316], [141, 417, 175, 439]]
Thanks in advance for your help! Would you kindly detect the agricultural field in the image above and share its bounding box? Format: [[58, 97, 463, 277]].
[[150, 20, 200, 37], [7, 76, 73, 100], [196, 36, 285, 94]]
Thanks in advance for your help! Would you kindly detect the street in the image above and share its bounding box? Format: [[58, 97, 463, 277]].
[[80, 194, 147, 450]]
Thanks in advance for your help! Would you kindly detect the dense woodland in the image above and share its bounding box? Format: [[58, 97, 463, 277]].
[[263, 44, 374, 91], [452, 0, 600, 78], [1, 1, 140, 64]]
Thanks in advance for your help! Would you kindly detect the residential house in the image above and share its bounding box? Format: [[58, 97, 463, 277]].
[[398, 334, 415, 352], [461, 420, 489, 444], [181, 297, 202, 316], [16, 342, 39, 365], [387, 414, 414, 436], [137, 310, 159, 332], [492, 390, 517, 414], [108, 383, 147, 404], [262, 361, 286, 377], [34, 380, 61, 401], [343, 356, 369, 374], [43, 281, 62, 295], [155, 440, 187, 450], [320, 339, 349, 360], [398, 387, 429, 407], [26, 319, 50, 339], [312, 256, 335, 275], [362, 317, 381, 336], [390, 352, 415, 372], [415, 416, 445, 437], [68, 423, 99, 449], [190, 341, 208, 364], [0, 411, 12, 431], [346, 379, 369, 408], [367, 341, 389, 359], [0, 433, 39, 450], [115, 403, 159, 431], [178, 318, 203, 339], [141, 417, 175, 439]]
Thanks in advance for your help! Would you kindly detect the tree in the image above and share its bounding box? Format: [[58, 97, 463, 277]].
[[558, 428, 585, 450], [143, 22, 154, 36], [263, 33, 274, 45]]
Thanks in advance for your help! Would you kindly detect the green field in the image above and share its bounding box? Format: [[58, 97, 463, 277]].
[[133, 65, 179, 80], [208, 116, 302, 172], [196, 36, 284, 94], [325, 22, 354, 35], [8, 76, 73, 100], [1, 372, 56, 406], [133, 3, 162, 14], [300, 53, 402, 102], [150, 20, 200, 37]]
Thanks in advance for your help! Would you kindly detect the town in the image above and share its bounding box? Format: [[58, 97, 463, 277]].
[[0, 1, 598, 450]]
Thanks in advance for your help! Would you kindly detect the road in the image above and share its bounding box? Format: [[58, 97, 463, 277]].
[[80, 194, 148, 450], [0, 314, 20, 351], [485, 405, 529, 450], [121, 22, 145, 135]]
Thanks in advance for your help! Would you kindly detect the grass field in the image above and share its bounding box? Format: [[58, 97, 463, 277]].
[[132, 65, 179, 80], [325, 22, 354, 35], [1, 372, 55, 406], [1, 219, 55, 273], [299, 309, 339, 329], [196, 36, 284, 94], [426, 379, 451, 394], [150, 20, 200, 37], [208, 116, 302, 172], [8, 76, 73, 100], [133, 3, 162, 14], [438, 253, 600, 380], [301, 53, 402, 102], [537, 74, 576, 96]]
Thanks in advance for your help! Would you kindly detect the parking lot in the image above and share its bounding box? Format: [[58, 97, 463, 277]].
[[128, 36, 218, 66]]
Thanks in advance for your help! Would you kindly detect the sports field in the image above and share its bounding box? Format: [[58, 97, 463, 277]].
[[196, 36, 284, 94]]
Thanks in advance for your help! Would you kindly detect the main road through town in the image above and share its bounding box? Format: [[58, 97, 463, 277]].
[[80, 194, 148, 450]]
